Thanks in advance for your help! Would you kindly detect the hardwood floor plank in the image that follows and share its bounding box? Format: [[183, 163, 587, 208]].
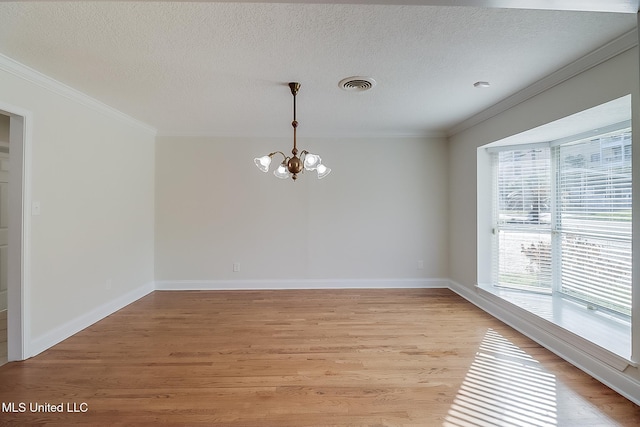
[[0, 289, 638, 426]]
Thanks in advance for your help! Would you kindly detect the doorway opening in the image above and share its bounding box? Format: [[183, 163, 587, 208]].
[[0, 105, 29, 363]]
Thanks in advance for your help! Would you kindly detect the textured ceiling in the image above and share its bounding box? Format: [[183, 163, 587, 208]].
[[0, 2, 636, 137]]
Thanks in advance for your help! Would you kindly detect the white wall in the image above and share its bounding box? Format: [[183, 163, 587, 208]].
[[448, 46, 640, 395], [155, 136, 448, 285], [0, 58, 156, 354]]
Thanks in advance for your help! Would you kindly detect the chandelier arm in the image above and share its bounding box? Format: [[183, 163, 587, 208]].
[[269, 151, 287, 161]]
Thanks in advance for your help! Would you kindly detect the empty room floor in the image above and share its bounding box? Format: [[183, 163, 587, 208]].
[[0, 289, 638, 426]]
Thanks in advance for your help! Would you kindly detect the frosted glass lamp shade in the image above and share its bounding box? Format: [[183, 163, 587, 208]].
[[274, 163, 291, 179], [303, 153, 321, 171], [316, 163, 331, 179], [254, 155, 272, 172]]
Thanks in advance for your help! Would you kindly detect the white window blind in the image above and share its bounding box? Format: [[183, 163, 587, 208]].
[[556, 130, 632, 316], [492, 128, 632, 317], [494, 148, 552, 292]]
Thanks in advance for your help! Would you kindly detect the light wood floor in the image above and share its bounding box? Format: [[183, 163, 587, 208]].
[[0, 289, 638, 426]]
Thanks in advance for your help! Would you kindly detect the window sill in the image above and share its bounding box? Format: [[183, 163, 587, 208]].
[[476, 283, 632, 370]]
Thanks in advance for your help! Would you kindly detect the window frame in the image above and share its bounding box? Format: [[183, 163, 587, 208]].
[[488, 121, 632, 320]]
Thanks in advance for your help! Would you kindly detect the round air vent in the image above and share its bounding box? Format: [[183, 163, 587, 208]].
[[339, 76, 377, 92]]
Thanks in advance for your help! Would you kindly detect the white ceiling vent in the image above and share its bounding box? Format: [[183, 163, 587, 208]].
[[339, 76, 377, 92]]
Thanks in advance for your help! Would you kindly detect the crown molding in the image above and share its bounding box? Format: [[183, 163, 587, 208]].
[[24, 1, 636, 14], [156, 130, 448, 139], [0, 54, 157, 136], [448, 28, 639, 138]]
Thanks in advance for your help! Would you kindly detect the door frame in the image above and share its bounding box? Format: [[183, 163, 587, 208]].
[[0, 101, 32, 361]]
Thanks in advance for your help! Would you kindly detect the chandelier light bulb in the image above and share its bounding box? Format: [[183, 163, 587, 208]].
[[274, 163, 290, 179], [254, 155, 271, 172], [316, 164, 331, 179], [303, 153, 321, 170]]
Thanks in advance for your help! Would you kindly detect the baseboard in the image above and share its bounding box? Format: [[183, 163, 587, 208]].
[[22, 277, 640, 405], [23, 278, 443, 357], [447, 279, 640, 406], [0, 289, 6, 311], [29, 282, 154, 358], [154, 278, 449, 291]]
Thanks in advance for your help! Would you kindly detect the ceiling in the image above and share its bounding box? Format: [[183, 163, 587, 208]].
[[0, 1, 637, 138]]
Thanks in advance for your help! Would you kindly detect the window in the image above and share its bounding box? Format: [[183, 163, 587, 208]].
[[494, 148, 552, 292], [492, 127, 632, 317]]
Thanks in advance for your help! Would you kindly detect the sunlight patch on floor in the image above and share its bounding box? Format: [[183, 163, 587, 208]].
[[444, 328, 557, 427]]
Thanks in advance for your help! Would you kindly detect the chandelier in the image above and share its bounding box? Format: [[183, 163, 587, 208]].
[[254, 82, 331, 181]]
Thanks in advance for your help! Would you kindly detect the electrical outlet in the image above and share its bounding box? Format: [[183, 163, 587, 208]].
[[417, 260, 424, 270], [233, 262, 240, 272]]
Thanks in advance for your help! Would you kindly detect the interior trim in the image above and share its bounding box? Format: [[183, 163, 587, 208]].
[[0, 54, 157, 136], [22, 277, 640, 405], [448, 279, 640, 405], [448, 28, 639, 137], [155, 278, 450, 291], [29, 282, 154, 358]]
